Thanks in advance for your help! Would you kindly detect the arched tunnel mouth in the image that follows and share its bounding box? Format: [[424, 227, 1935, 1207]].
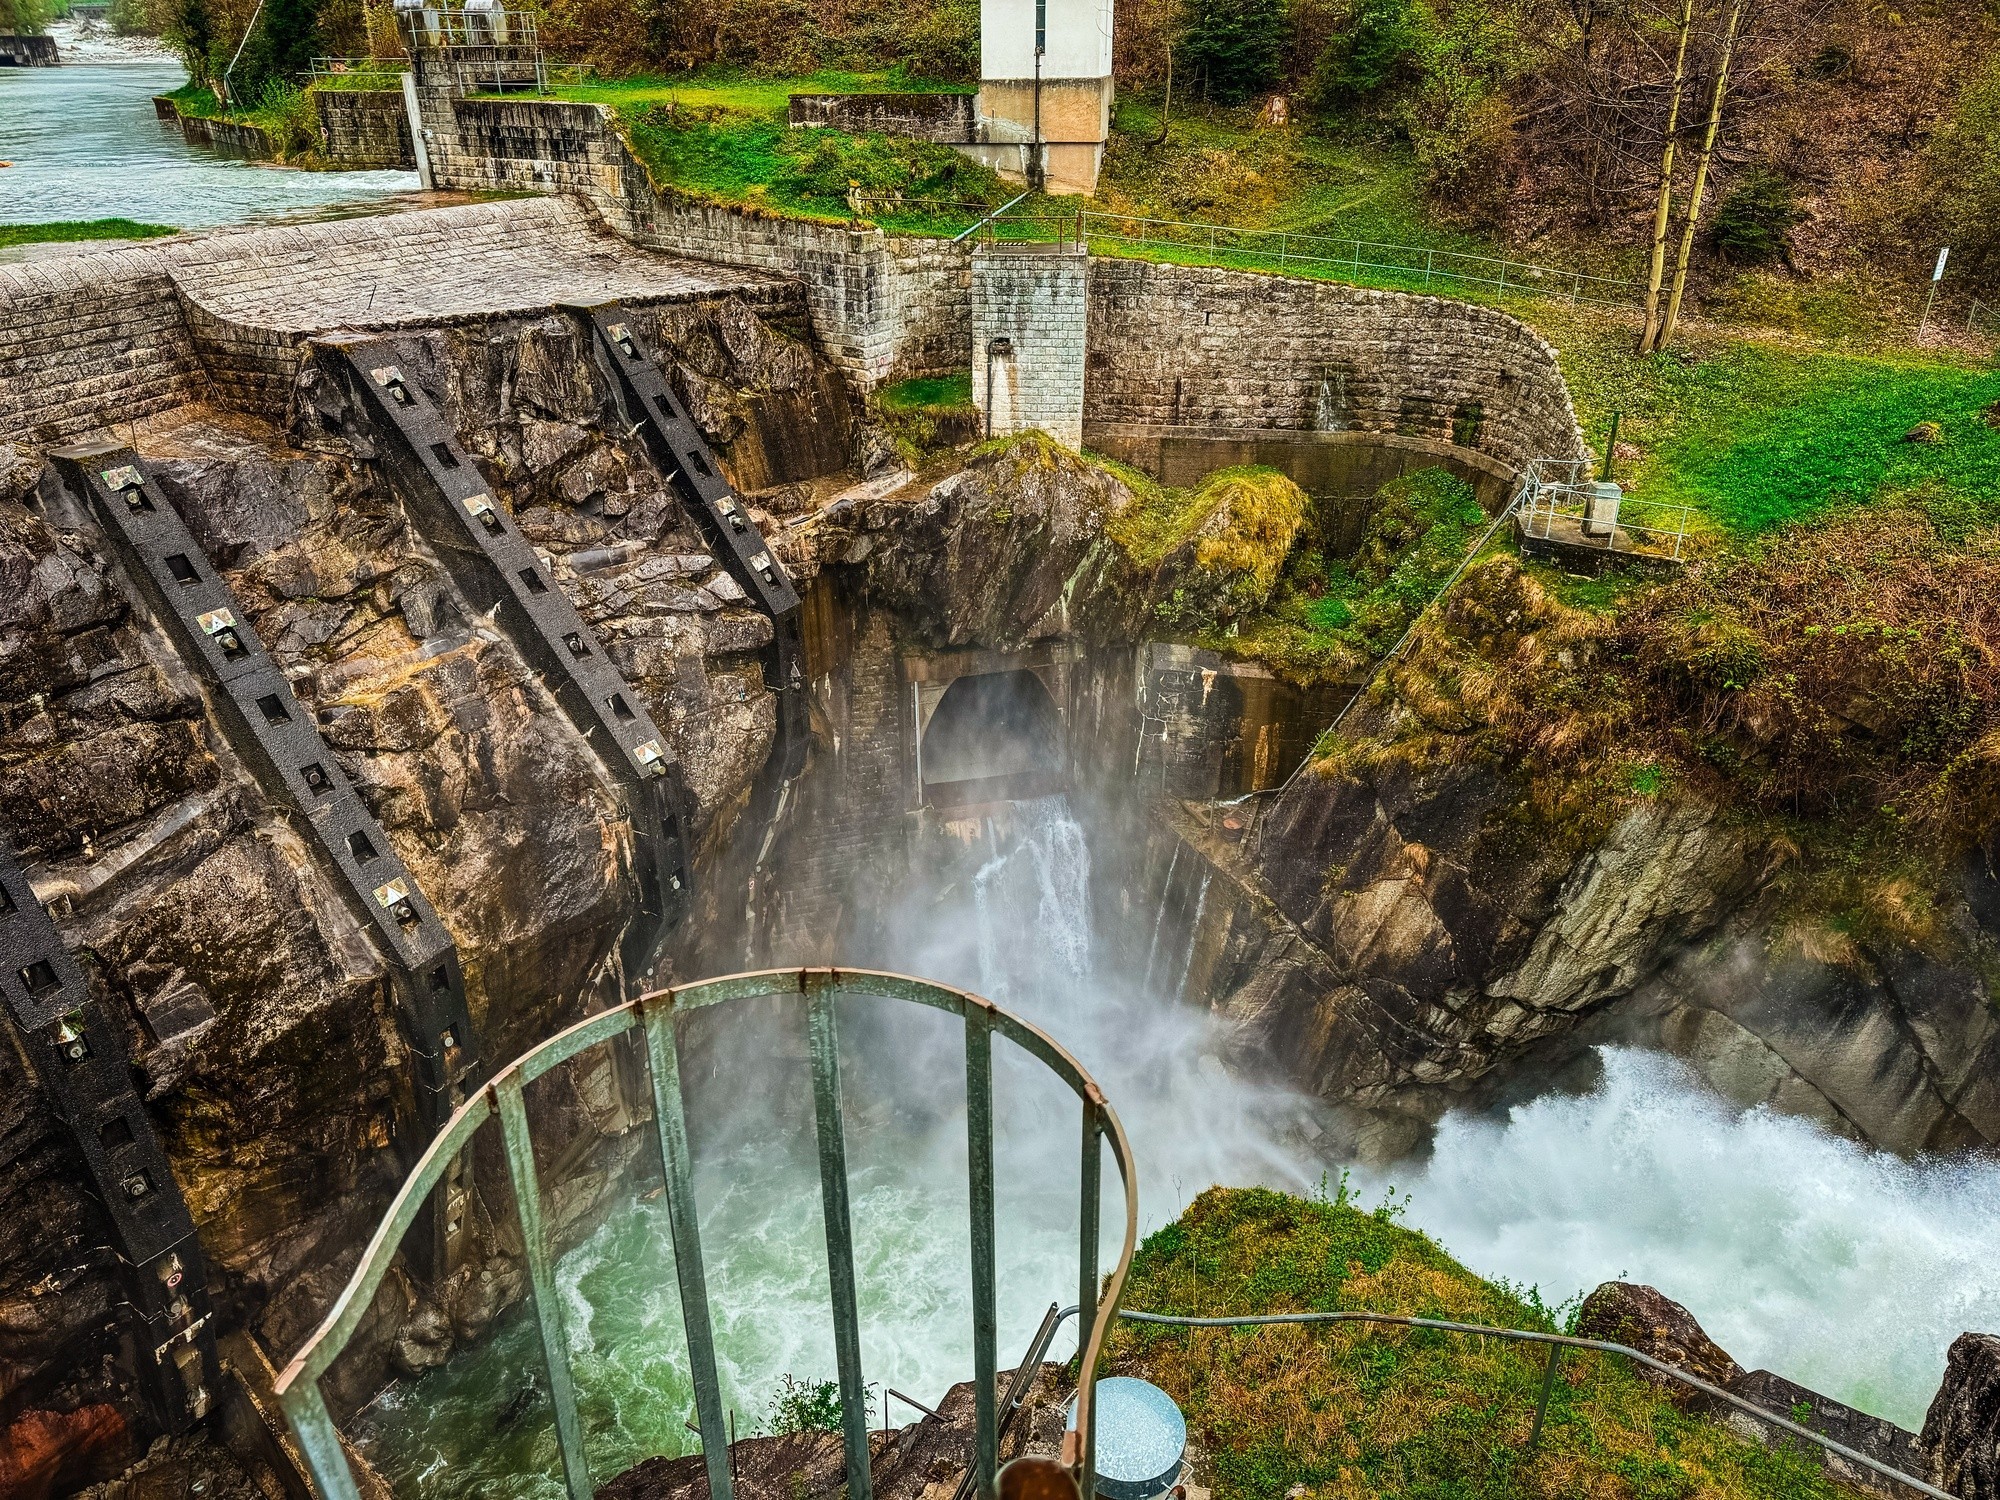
[[920, 669, 1067, 809]]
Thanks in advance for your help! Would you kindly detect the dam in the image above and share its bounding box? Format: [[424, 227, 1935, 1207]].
[[3, 19, 1999, 1500]]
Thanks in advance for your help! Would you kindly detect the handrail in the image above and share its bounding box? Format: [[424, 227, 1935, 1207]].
[[953, 191, 1032, 244], [1119, 1311, 1951, 1500], [273, 967, 1138, 1500]]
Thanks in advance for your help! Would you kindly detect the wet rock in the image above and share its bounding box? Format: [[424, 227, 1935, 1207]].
[[1575, 1282, 1744, 1398], [392, 1300, 453, 1376], [1923, 1333, 2000, 1500]]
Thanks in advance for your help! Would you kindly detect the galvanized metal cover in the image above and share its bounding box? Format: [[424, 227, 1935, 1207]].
[[1065, 1377, 1187, 1500]]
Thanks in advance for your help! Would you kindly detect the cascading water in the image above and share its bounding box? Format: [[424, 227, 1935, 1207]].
[[357, 792, 2000, 1495]]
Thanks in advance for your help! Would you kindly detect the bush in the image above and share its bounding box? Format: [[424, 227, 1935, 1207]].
[[156, 0, 218, 84], [0, 0, 50, 33], [232, 0, 320, 97], [1308, 0, 1424, 109], [1175, 0, 1290, 103], [1922, 53, 2000, 283], [1710, 169, 1803, 266], [766, 1374, 865, 1435]]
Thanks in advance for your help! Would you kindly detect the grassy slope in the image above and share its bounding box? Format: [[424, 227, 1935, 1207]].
[[1107, 1188, 1851, 1500], [0, 220, 178, 247]]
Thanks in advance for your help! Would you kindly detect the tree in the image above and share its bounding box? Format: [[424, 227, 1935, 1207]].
[[1638, 0, 1695, 349], [233, 0, 321, 99], [1709, 168, 1801, 264], [1309, 0, 1424, 109], [1650, 0, 1747, 351], [158, 0, 219, 83], [1176, 0, 1290, 104], [0, 0, 50, 34]]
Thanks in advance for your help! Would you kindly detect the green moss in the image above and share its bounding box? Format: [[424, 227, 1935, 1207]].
[[879, 373, 972, 411], [0, 219, 179, 248], [1107, 1187, 1847, 1500]]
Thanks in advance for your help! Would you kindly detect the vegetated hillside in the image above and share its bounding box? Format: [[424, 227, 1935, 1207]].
[[1105, 1186, 1852, 1500]]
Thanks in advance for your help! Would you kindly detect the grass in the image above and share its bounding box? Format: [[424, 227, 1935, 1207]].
[[0, 219, 178, 247], [537, 68, 971, 116], [1105, 1186, 1852, 1500], [1531, 307, 2000, 537], [160, 81, 325, 162]]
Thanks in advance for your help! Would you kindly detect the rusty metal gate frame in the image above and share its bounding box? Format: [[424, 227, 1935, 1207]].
[[273, 967, 1140, 1500]]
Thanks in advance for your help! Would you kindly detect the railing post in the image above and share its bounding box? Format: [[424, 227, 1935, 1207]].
[[1077, 1101, 1102, 1500], [641, 995, 734, 1500], [279, 1382, 366, 1500], [966, 1005, 998, 1500], [494, 1076, 593, 1500], [806, 978, 874, 1500], [1527, 1343, 1564, 1453]]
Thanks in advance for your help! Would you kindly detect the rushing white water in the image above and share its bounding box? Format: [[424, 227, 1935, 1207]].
[[1380, 1046, 2000, 1431], [358, 797, 1999, 1493]]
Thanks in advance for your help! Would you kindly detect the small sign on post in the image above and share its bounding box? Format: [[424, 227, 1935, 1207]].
[[1918, 246, 1950, 340]]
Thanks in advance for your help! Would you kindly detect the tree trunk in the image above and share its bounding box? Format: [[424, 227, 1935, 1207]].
[[1638, 0, 1697, 351], [1656, 0, 1747, 351]]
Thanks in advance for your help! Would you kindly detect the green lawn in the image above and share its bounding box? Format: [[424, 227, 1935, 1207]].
[[0, 219, 178, 247], [535, 68, 971, 119], [1533, 308, 2000, 536]]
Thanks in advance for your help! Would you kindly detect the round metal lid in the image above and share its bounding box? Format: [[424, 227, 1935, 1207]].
[[1065, 1377, 1187, 1500]]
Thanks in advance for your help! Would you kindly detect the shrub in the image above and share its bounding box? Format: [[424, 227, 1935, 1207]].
[[766, 1374, 859, 1435], [1308, 0, 1424, 109], [1175, 0, 1290, 103], [1921, 53, 2000, 283], [0, 0, 50, 34], [1710, 169, 1803, 266], [156, 0, 218, 85]]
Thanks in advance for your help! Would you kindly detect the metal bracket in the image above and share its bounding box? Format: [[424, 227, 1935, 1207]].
[[0, 833, 220, 1437], [322, 337, 692, 984]]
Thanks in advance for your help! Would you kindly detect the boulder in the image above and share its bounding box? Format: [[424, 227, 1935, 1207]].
[[1923, 1333, 2000, 1500], [1574, 1281, 1744, 1398]]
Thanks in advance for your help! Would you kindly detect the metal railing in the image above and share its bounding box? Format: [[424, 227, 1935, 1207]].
[[1516, 455, 1701, 561], [1118, 1310, 1952, 1500], [273, 968, 1139, 1500], [307, 55, 410, 82], [848, 198, 1644, 306]]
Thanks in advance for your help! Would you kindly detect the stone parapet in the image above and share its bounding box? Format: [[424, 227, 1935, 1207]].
[[972, 244, 1088, 448], [315, 88, 416, 169]]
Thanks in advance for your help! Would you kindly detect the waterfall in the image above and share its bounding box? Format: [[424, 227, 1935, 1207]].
[[1315, 370, 1348, 431], [1172, 871, 1211, 1003]]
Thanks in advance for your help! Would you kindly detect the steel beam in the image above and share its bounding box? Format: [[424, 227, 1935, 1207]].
[[319, 338, 691, 985], [0, 833, 219, 1437], [565, 300, 809, 781], [51, 444, 480, 1279]]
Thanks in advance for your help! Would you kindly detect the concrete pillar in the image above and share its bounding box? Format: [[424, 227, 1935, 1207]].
[[971, 243, 1088, 449]]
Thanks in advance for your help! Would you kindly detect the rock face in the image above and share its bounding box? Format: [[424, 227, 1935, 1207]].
[[1574, 1282, 1746, 1396], [1924, 1334, 2000, 1500]]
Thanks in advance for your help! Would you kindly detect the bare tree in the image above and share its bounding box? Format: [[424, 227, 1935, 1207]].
[[1652, 0, 1747, 349], [1638, 0, 1695, 348]]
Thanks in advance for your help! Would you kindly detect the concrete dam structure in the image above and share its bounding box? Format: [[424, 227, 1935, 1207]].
[[3, 127, 1996, 1500]]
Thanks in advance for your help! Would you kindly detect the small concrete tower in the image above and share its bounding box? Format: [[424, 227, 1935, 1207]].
[[973, 0, 1115, 194]]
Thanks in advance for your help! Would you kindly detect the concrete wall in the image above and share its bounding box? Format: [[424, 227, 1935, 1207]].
[[788, 91, 976, 140], [1084, 259, 1591, 474], [315, 88, 415, 169], [981, 0, 1112, 79], [151, 95, 276, 160], [972, 244, 1088, 447]]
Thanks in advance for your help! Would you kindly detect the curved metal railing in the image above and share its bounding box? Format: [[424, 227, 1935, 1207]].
[[273, 968, 1140, 1500], [1119, 1311, 1951, 1500]]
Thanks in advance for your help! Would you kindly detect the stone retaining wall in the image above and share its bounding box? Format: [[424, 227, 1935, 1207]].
[[315, 88, 415, 169], [0, 33, 59, 64], [151, 95, 276, 160], [787, 91, 976, 140], [1085, 259, 1589, 473], [973, 245, 1088, 448]]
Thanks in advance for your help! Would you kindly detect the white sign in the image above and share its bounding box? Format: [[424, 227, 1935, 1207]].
[[1933, 247, 1951, 282]]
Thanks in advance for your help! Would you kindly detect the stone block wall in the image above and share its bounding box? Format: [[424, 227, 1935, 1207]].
[[0, 33, 59, 63], [1084, 260, 1589, 475], [0, 252, 211, 445], [315, 88, 415, 169], [410, 80, 974, 390], [787, 91, 975, 140], [972, 245, 1088, 447]]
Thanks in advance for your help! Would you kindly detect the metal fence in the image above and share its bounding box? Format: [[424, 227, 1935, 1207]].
[[307, 55, 411, 82], [847, 197, 1644, 306], [1516, 455, 1702, 562], [1119, 1310, 1952, 1500], [272, 968, 1139, 1500]]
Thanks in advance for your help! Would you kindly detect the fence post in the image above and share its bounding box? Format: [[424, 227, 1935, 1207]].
[[966, 1007, 998, 1500], [806, 979, 873, 1500], [1078, 1102, 1102, 1500], [1425, 248, 1433, 287], [1527, 1343, 1564, 1452]]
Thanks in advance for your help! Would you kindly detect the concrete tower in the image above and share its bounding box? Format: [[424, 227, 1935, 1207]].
[[971, 0, 1115, 195]]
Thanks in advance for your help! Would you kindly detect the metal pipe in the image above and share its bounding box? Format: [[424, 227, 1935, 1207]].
[[1117, 1311, 1953, 1500], [967, 1006, 1000, 1500], [807, 977, 874, 1500]]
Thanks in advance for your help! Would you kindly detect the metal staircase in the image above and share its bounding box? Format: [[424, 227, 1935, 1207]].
[[0, 832, 220, 1437], [51, 445, 481, 1279]]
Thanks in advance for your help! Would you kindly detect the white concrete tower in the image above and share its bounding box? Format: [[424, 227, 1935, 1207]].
[[970, 0, 1115, 195]]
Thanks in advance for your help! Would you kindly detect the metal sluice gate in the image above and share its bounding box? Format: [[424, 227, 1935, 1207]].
[[51, 445, 483, 1280], [273, 968, 1141, 1500], [0, 832, 220, 1435], [320, 334, 693, 982]]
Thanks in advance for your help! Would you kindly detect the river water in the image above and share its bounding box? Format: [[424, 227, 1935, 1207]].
[[354, 795, 2000, 1495], [0, 43, 417, 229]]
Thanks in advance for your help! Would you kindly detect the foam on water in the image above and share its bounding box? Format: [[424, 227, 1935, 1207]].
[[1380, 1046, 2000, 1430]]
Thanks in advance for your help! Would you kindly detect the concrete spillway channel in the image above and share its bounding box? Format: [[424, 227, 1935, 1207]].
[[0, 831, 221, 1437], [321, 335, 692, 985], [49, 445, 483, 1284]]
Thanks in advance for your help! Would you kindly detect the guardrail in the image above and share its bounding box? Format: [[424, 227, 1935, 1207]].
[[1516, 455, 1701, 561], [848, 197, 1645, 306], [273, 968, 1139, 1500], [307, 55, 410, 81], [1118, 1310, 1951, 1500]]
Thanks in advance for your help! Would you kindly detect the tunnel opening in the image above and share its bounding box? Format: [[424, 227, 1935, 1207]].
[[919, 669, 1066, 810]]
